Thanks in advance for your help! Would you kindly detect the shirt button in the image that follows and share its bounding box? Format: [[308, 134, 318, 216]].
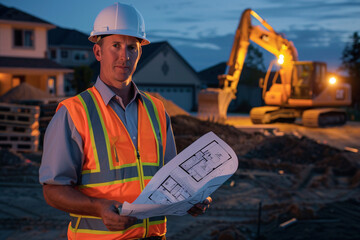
[[133, 136, 136, 140]]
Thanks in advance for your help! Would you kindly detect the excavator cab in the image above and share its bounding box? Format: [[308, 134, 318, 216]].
[[288, 61, 351, 108], [290, 62, 326, 100], [291, 62, 314, 99]]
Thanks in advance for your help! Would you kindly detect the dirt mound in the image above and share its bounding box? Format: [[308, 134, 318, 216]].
[[148, 92, 189, 117], [171, 115, 265, 154], [171, 115, 360, 181], [243, 135, 340, 164]]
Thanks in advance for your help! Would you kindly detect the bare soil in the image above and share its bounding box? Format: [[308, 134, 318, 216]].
[[168, 115, 360, 240], [0, 115, 359, 239]]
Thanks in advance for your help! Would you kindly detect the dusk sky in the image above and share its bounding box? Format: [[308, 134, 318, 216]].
[[2, 0, 360, 73]]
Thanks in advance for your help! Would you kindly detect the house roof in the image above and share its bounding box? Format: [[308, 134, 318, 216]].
[[136, 41, 168, 71], [0, 82, 52, 102], [198, 62, 227, 87], [48, 27, 93, 48], [0, 56, 72, 71], [135, 41, 199, 77], [0, 3, 53, 26]]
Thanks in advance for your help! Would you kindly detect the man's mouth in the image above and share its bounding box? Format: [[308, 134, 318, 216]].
[[114, 65, 129, 71]]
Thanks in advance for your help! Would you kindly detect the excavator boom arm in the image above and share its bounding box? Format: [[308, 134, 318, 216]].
[[222, 9, 298, 92], [198, 8, 299, 122]]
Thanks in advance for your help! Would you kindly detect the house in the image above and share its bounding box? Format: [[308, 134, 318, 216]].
[[91, 41, 202, 112], [48, 27, 94, 68], [199, 62, 264, 112], [134, 41, 201, 111], [48, 27, 95, 95], [0, 3, 72, 97]]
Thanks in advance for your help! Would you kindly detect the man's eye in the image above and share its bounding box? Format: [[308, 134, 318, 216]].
[[128, 45, 137, 51], [113, 43, 120, 48]]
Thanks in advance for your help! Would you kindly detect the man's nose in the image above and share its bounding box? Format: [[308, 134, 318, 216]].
[[119, 47, 129, 61]]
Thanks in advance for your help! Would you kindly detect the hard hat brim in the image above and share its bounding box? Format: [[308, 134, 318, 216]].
[[88, 30, 150, 45]]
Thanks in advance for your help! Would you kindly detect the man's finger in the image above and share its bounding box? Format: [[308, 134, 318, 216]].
[[203, 196, 212, 205]]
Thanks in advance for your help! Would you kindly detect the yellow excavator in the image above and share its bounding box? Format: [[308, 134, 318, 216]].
[[198, 9, 351, 127]]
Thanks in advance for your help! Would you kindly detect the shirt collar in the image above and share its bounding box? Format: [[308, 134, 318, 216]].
[[94, 76, 141, 106]]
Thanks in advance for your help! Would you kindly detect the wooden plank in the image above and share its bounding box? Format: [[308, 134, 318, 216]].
[[0, 103, 40, 125], [0, 121, 39, 134], [0, 112, 39, 125], [0, 131, 39, 152], [0, 130, 40, 142], [0, 102, 40, 115]]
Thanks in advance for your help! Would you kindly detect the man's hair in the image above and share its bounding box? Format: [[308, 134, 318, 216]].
[[95, 35, 111, 47]]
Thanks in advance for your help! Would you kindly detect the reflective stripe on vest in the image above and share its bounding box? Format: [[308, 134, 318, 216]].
[[76, 89, 165, 187], [69, 214, 166, 235]]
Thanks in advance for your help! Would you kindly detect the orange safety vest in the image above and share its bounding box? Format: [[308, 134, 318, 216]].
[[57, 86, 168, 240]]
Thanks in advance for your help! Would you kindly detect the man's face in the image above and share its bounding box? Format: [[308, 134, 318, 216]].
[[93, 35, 142, 85]]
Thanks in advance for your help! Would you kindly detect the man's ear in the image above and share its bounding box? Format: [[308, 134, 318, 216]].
[[93, 44, 102, 61]]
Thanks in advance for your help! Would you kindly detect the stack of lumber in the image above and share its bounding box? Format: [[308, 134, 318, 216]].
[[0, 103, 40, 152]]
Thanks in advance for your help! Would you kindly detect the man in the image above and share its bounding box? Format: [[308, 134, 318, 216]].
[[39, 2, 210, 240]]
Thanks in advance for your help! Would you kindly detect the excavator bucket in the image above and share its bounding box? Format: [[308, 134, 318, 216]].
[[197, 88, 235, 123]]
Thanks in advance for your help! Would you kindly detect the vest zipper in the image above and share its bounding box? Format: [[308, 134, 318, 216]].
[[136, 150, 149, 237]]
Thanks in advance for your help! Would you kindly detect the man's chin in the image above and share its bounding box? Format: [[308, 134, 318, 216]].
[[115, 75, 132, 83]]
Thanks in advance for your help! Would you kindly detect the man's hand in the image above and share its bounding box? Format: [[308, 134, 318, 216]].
[[98, 199, 137, 231], [42, 185, 137, 232], [187, 196, 212, 217]]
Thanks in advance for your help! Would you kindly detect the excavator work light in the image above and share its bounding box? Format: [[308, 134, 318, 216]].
[[278, 54, 284, 65], [329, 77, 336, 85]]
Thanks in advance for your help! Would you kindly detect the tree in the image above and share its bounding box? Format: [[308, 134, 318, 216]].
[[240, 44, 266, 87], [245, 44, 266, 72], [340, 32, 360, 107], [72, 65, 93, 93]]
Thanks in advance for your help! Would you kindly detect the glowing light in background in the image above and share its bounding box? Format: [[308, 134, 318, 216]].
[[277, 54, 284, 65], [329, 77, 336, 85]]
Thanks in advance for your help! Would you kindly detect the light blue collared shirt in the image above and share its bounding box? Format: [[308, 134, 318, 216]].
[[39, 77, 177, 185]]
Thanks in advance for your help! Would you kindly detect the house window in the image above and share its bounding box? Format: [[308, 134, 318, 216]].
[[13, 29, 34, 47], [50, 50, 57, 59], [47, 76, 56, 95], [12, 75, 25, 87], [74, 51, 89, 61], [61, 50, 68, 59]]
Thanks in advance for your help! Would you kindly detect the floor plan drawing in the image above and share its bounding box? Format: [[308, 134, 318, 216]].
[[120, 132, 239, 219], [180, 140, 231, 182], [149, 176, 191, 204]]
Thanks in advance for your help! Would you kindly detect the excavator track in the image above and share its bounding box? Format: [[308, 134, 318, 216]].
[[250, 106, 280, 124], [250, 106, 300, 124], [302, 108, 347, 127]]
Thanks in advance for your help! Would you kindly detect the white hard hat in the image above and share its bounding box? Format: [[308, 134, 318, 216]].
[[89, 2, 150, 45]]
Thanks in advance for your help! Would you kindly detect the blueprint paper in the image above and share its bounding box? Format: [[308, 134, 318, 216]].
[[120, 131, 238, 219]]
